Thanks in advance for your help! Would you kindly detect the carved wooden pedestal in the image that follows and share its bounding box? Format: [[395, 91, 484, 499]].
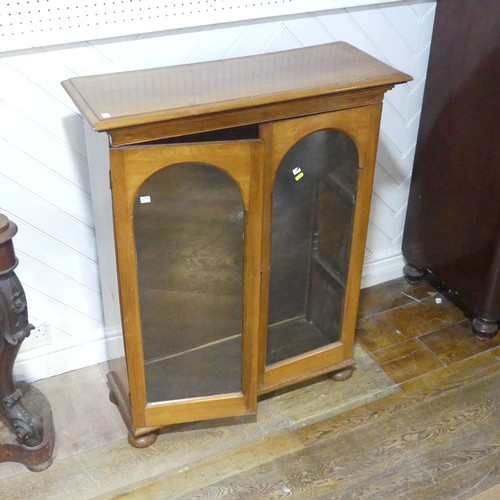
[[0, 214, 55, 471]]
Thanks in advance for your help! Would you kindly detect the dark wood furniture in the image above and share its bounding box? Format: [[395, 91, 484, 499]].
[[63, 42, 410, 447], [402, 0, 500, 339], [0, 214, 55, 471]]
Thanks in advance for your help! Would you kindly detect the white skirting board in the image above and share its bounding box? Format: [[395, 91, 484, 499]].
[[14, 333, 124, 384], [361, 252, 405, 289]]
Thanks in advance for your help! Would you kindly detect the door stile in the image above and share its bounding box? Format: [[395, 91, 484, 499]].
[[256, 124, 275, 389], [338, 103, 383, 360], [109, 148, 149, 427], [240, 142, 265, 412]]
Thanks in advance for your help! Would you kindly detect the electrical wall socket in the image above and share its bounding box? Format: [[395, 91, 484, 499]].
[[24, 322, 52, 350]]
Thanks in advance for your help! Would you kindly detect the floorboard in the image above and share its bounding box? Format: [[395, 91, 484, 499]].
[[0, 277, 498, 499], [115, 350, 500, 499]]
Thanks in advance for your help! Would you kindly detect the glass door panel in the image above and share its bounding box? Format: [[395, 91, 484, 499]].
[[133, 163, 244, 402], [266, 130, 359, 365]]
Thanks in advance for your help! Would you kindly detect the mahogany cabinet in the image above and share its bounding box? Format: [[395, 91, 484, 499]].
[[63, 42, 409, 446], [402, 0, 500, 339]]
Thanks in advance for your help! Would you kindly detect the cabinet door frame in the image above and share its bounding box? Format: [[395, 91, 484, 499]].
[[258, 105, 383, 394], [110, 140, 264, 428]]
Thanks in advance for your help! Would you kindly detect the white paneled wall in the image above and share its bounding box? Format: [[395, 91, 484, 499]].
[[1, 0, 403, 51], [0, 0, 436, 381]]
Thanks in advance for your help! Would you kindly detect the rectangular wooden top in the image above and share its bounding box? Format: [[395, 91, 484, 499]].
[[62, 42, 411, 133]]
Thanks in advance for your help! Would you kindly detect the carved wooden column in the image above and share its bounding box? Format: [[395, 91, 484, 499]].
[[0, 214, 55, 471]]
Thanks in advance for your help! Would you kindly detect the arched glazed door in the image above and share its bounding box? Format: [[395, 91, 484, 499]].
[[259, 107, 381, 393], [110, 140, 263, 428], [266, 130, 358, 363]]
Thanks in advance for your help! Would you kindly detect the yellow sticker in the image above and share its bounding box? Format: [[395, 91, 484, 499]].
[[295, 172, 304, 181]]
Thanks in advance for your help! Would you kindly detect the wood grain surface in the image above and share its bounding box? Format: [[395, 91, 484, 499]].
[[62, 42, 410, 133], [1, 278, 498, 499]]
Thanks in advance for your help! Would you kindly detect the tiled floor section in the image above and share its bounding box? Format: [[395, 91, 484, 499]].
[[356, 278, 500, 385]]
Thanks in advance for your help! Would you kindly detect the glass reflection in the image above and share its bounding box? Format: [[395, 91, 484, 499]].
[[266, 130, 359, 364], [133, 163, 244, 402]]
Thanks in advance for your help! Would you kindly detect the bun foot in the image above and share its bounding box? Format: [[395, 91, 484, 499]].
[[128, 430, 159, 448], [330, 367, 354, 381], [472, 318, 498, 340], [25, 454, 53, 472], [403, 263, 426, 285]]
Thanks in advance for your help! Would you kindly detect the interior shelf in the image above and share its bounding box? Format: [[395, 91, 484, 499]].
[[266, 317, 333, 365], [145, 335, 242, 402]]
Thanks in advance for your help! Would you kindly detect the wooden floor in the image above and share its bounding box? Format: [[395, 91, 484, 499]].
[[1, 277, 499, 499]]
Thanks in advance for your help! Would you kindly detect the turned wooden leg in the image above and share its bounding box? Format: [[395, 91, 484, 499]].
[[330, 367, 354, 381], [472, 317, 498, 340], [0, 214, 55, 471], [128, 430, 159, 448], [403, 262, 426, 285]]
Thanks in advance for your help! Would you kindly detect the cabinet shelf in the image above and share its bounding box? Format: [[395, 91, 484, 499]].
[[267, 317, 332, 365], [145, 335, 242, 403]]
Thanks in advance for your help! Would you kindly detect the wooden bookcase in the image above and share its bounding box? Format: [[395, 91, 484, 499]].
[[63, 42, 410, 446]]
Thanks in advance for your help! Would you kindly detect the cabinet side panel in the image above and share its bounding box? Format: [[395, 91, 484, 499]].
[[84, 122, 129, 395]]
